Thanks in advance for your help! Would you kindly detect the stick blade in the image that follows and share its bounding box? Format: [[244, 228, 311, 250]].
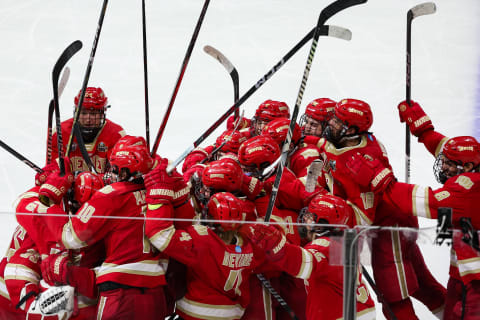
[[204, 45, 235, 73], [326, 25, 352, 41], [409, 2, 436, 19]]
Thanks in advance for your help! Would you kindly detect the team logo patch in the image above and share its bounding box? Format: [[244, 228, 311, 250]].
[[97, 142, 107, 152], [71, 143, 77, 152]]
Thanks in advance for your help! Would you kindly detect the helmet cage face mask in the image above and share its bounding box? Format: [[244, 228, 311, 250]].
[[193, 176, 214, 206], [323, 116, 350, 145], [433, 153, 465, 184]]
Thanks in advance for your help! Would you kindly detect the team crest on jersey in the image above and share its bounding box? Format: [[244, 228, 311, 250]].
[[71, 143, 77, 152], [97, 142, 107, 152]]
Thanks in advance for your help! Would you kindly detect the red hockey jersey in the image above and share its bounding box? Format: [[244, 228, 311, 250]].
[[51, 118, 125, 173], [45, 181, 166, 288], [271, 236, 375, 320], [146, 203, 261, 320]]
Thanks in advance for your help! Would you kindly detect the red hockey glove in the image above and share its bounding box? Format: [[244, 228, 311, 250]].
[[345, 152, 395, 194], [181, 148, 209, 173], [172, 170, 190, 207], [35, 162, 60, 186], [397, 100, 434, 137], [182, 163, 206, 183], [39, 159, 74, 205], [41, 254, 70, 286], [241, 175, 264, 200], [144, 158, 183, 205], [240, 223, 286, 261]]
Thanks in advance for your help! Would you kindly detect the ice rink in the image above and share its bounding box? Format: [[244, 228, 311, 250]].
[[0, 0, 479, 318]]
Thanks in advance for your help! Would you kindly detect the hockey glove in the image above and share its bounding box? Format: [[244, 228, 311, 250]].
[[27, 284, 75, 320], [144, 158, 182, 205], [240, 223, 286, 261], [241, 174, 264, 200], [35, 162, 60, 186], [41, 254, 70, 286], [346, 152, 395, 194], [39, 159, 74, 205], [181, 148, 209, 174], [397, 100, 434, 137]]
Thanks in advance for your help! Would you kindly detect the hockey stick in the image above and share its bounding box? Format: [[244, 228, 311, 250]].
[[263, 0, 366, 223], [52, 40, 83, 175], [203, 45, 240, 120], [0, 139, 42, 173], [256, 273, 299, 320], [65, 0, 109, 172], [142, 0, 151, 149], [305, 159, 323, 192], [201, 110, 245, 164], [47, 67, 70, 165], [361, 265, 398, 320], [167, 25, 352, 173], [150, 0, 211, 156], [405, 2, 436, 183]]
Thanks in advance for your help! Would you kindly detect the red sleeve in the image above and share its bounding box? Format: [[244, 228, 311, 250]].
[[418, 130, 449, 157], [145, 203, 201, 266], [4, 237, 41, 311], [269, 241, 329, 280]]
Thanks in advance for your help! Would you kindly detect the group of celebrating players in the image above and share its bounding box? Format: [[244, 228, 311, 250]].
[[0, 86, 478, 320]]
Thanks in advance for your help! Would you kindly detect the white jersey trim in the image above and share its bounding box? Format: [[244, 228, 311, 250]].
[[176, 296, 245, 320]]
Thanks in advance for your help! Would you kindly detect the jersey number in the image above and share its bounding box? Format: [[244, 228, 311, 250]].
[[224, 269, 244, 296]]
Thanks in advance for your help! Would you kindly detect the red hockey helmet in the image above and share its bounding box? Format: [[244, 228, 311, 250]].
[[306, 194, 350, 225], [109, 135, 154, 177], [74, 87, 108, 110], [202, 158, 243, 192], [304, 98, 336, 122], [216, 129, 248, 154], [227, 115, 252, 130], [207, 192, 244, 231], [238, 135, 280, 169], [261, 118, 302, 146], [334, 99, 373, 133], [442, 136, 480, 167], [254, 100, 290, 121], [74, 172, 104, 204]]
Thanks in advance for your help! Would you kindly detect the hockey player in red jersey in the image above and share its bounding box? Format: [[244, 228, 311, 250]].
[[318, 98, 446, 319], [251, 99, 290, 136], [144, 158, 263, 320], [261, 118, 322, 183], [347, 135, 480, 319], [41, 135, 168, 320], [51, 87, 125, 173], [300, 97, 336, 138], [356, 99, 480, 319], [241, 193, 376, 320]]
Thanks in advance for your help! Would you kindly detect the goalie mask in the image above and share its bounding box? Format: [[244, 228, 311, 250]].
[[74, 87, 109, 143], [434, 136, 480, 184]]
